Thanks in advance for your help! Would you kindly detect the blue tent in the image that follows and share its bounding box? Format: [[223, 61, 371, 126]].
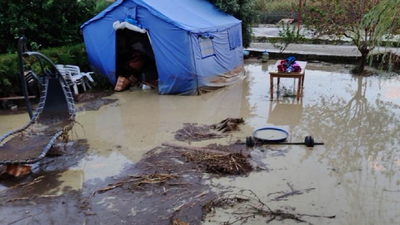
[[81, 0, 244, 95]]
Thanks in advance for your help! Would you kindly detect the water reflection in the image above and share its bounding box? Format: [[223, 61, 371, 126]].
[[268, 98, 303, 142], [233, 61, 400, 224], [295, 75, 400, 177], [292, 75, 400, 225]]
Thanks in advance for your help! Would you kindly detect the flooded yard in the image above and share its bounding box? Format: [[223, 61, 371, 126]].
[[0, 60, 400, 224]]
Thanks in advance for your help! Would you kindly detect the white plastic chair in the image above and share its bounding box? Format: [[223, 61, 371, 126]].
[[64, 65, 94, 89], [56, 66, 85, 95]]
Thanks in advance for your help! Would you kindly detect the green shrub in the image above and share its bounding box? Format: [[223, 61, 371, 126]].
[[0, 0, 97, 54], [270, 22, 304, 53], [0, 54, 20, 97], [95, 0, 113, 14]]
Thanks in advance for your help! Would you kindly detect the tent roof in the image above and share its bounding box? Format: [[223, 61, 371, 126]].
[[81, 0, 241, 32]]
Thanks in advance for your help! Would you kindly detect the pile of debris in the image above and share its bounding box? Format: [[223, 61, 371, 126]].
[[182, 151, 252, 175], [210, 117, 244, 133]]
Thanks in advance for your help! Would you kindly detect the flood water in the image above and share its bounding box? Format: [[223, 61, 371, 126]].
[[1, 59, 400, 224]]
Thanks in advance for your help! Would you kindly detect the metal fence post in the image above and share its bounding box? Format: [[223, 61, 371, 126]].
[[17, 28, 33, 119]]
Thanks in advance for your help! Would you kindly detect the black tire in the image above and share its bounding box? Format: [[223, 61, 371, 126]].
[[246, 136, 255, 147], [305, 136, 314, 147]]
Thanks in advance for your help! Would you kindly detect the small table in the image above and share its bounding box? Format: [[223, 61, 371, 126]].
[[269, 60, 307, 101]]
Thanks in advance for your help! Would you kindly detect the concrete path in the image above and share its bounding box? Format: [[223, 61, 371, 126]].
[[249, 25, 400, 57], [249, 42, 361, 57]]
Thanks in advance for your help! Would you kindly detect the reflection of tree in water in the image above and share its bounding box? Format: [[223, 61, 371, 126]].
[[295, 76, 400, 177], [293, 76, 400, 224]]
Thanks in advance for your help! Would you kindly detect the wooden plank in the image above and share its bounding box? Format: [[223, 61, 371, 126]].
[[0, 96, 36, 101]]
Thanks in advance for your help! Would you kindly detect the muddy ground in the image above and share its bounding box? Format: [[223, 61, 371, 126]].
[[0, 98, 303, 225], [0, 141, 242, 224], [0, 135, 302, 225], [0, 94, 256, 225]]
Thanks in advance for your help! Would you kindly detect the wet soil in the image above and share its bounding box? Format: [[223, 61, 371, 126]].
[[76, 98, 118, 112], [75, 90, 118, 112], [0, 107, 33, 116], [174, 123, 225, 142], [74, 91, 114, 103], [0, 136, 261, 225], [175, 118, 245, 142], [0, 140, 88, 225], [0, 112, 73, 162], [0, 139, 88, 182], [87, 147, 218, 225]]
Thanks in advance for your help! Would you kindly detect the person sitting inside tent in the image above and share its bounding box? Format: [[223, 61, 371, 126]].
[[125, 42, 147, 76], [125, 50, 145, 75], [115, 43, 148, 91]]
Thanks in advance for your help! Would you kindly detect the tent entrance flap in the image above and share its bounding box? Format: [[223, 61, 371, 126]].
[[116, 28, 158, 90]]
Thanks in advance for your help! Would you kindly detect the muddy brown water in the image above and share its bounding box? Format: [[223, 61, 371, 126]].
[[0, 60, 400, 224]]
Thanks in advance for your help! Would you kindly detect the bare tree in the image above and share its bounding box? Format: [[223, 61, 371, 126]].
[[304, 0, 379, 73]]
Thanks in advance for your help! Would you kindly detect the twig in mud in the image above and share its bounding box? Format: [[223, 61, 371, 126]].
[[7, 212, 43, 225], [162, 142, 230, 155], [296, 213, 336, 219], [168, 183, 189, 186], [202, 189, 335, 224], [383, 189, 400, 192], [61, 119, 82, 143], [244, 189, 273, 212], [266, 183, 315, 201], [202, 196, 251, 221], [84, 211, 97, 216], [6, 194, 57, 202], [182, 128, 194, 138], [287, 182, 294, 191], [222, 215, 255, 225], [267, 191, 285, 197], [272, 188, 315, 201], [0, 176, 44, 195], [96, 173, 179, 194], [189, 124, 193, 135]]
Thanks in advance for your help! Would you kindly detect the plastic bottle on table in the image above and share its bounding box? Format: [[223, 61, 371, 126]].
[[261, 50, 269, 62]]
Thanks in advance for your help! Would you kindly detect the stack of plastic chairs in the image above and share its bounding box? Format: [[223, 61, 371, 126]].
[[64, 65, 94, 88], [55, 64, 94, 95]]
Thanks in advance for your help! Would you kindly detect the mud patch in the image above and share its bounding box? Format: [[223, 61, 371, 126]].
[[175, 123, 225, 142], [83, 147, 217, 225], [0, 139, 88, 185], [74, 91, 114, 103], [0, 112, 73, 162], [174, 118, 245, 142], [0, 107, 32, 115], [0, 190, 86, 225], [80, 143, 256, 224], [76, 98, 118, 112], [0, 139, 89, 224], [0, 141, 265, 225]]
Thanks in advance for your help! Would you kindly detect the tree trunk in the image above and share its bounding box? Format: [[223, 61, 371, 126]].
[[357, 50, 370, 73]]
